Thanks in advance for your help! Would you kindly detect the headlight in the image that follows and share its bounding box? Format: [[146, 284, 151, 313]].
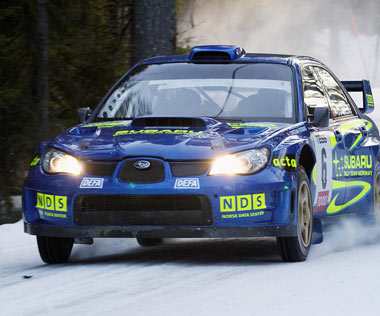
[[209, 147, 270, 175], [42, 148, 82, 175]]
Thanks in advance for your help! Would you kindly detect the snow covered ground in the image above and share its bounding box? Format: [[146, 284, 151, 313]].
[[2, 220, 380, 316], [2, 91, 380, 316]]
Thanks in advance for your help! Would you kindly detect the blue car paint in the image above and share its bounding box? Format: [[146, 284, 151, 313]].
[[23, 45, 380, 240]]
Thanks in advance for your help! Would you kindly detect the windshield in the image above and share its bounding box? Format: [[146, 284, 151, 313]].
[[96, 63, 295, 123]]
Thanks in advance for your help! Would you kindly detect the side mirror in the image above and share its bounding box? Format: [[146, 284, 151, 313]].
[[77, 107, 91, 124], [311, 107, 329, 128]]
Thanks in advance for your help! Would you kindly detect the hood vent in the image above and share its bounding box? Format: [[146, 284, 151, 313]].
[[190, 45, 245, 61], [131, 117, 207, 128], [192, 51, 231, 60]]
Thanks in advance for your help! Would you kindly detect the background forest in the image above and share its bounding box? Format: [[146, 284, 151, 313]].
[[2, 0, 380, 223], [0, 0, 182, 222]]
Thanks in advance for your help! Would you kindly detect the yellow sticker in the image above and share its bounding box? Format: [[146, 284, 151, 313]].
[[55, 196, 67, 212], [44, 194, 55, 210], [220, 196, 236, 212], [36, 193, 68, 212], [220, 193, 267, 213], [253, 193, 266, 209], [237, 195, 252, 211], [36, 192, 45, 208], [366, 94, 374, 107]]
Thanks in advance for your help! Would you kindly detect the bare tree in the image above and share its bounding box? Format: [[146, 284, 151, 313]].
[[131, 0, 176, 65], [35, 0, 49, 124]]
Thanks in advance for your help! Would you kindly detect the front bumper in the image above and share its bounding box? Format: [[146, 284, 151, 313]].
[[23, 162, 298, 238], [24, 222, 297, 238]]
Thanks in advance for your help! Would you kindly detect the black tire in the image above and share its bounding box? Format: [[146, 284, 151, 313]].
[[136, 236, 164, 247], [37, 236, 74, 264], [277, 166, 313, 262], [373, 163, 380, 226]]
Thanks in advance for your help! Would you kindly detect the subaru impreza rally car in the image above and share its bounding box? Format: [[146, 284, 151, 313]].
[[23, 45, 380, 263]]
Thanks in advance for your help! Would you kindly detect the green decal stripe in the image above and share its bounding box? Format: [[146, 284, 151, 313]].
[[366, 94, 374, 107], [227, 122, 278, 128], [81, 122, 127, 128], [326, 180, 371, 214], [30, 157, 40, 166], [349, 120, 373, 152]]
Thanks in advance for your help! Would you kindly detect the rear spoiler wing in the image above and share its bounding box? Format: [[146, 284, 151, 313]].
[[341, 80, 374, 114]]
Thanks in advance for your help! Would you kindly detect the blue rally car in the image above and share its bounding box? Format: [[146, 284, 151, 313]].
[[23, 45, 380, 263]]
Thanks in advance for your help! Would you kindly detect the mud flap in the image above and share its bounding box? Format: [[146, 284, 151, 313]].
[[312, 217, 323, 244]]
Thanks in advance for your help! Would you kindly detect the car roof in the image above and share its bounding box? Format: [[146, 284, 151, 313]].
[[140, 45, 323, 66]]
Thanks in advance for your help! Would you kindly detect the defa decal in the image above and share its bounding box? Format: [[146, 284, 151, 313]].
[[311, 132, 333, 211], [80, 177, 104, 189], [272, 154, 297, 172], [114, 129, 203, 136], [174, 178, 200, 189]]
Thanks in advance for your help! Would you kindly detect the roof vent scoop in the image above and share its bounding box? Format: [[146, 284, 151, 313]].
[[190, 45, 245, 61]]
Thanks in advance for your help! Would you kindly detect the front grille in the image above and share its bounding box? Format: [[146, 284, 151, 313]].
[[82, 162, 117, 177], [170, 162, 210, 177], [119, 159, 165, 183], [74, 194, 212, 226]]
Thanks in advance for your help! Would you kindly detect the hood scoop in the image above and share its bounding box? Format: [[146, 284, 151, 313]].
[[131, 116, 215, 128]]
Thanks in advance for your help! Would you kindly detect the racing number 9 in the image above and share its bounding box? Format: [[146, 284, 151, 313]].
[[321, 148, 327, 189]]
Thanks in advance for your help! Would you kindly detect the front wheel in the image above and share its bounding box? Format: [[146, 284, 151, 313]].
[[37, 236, 74, 264], [277, 166, 313, 262]]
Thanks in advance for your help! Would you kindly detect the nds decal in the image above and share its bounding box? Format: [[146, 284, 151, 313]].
[[220, 193, 266, 212], [36, 192, 67, 218], [114, 129, 203, 136], [80, 177, 104, 189], [174, 178, 200, 189], [272, 154, 297, 172], [220, 194, 266, 219]]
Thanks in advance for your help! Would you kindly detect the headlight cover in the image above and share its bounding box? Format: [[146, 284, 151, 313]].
[[42, 148, 82, 175], [209, 147, 270, 175]]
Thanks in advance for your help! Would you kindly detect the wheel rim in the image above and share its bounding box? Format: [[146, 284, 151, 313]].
[[298, 181, 312, 247], [374, 173, 380, 225]]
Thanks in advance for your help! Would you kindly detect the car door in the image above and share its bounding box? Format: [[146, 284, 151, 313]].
[[314, 67, 372, 215], [301, 65, 339, 214]]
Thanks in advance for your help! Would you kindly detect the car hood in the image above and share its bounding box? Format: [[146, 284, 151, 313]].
[[51, 117, 291, 160]]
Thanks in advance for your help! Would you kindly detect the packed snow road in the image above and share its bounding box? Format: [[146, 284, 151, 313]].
[[1, 220, 380, 316]]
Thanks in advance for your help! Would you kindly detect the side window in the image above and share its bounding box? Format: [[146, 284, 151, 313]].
[[302, 66, 329, 119], [314, 67, 353, 118]]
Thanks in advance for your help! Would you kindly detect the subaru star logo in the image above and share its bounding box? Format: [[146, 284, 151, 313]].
[[133, 160, 151, 170]]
